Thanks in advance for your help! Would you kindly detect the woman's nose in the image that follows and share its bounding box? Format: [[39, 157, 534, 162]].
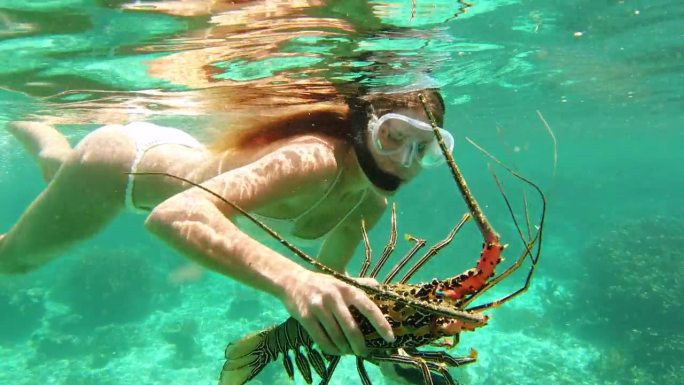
[[399, 142, 417, 168]]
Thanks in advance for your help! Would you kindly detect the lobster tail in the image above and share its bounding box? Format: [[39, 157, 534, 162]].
[[219, 318, 328, 385], [220, 327, 275, 385]]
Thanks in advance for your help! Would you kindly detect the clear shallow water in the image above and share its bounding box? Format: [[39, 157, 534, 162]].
[[1, 1, 682, 385]]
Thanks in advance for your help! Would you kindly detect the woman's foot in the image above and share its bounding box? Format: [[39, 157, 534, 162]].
[[7, 121, 73, 181]]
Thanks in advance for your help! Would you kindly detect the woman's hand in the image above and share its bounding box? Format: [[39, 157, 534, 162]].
[[280, 270, 395, 357]]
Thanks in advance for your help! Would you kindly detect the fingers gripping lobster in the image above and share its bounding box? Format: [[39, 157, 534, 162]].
[[219, 206, 496, 385], [133, 93, 546, 385]]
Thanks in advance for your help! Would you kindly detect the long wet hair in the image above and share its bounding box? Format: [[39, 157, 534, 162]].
[[208, 85, 446, 153], [134, 0, 446, 153]]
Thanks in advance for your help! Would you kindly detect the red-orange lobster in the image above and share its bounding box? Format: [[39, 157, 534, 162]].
[[140, 94, 546, 385]]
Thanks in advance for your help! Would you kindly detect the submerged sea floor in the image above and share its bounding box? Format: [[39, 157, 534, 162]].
[[1, 118, 683, 384], [0, 226, 650, 385]]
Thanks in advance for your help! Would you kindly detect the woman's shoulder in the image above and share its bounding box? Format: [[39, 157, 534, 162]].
[[277, 133, 351, 158], [279, 133, 343, 146], [263, 134, 343, 172]]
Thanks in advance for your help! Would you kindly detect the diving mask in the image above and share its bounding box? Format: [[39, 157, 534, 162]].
[[369, 112, 454, 168]]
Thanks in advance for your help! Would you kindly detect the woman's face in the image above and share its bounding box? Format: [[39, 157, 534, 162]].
[[366, 107, 436, 184]]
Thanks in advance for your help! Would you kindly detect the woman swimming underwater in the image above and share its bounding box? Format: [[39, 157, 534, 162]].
[[1, 87, 451, 362]]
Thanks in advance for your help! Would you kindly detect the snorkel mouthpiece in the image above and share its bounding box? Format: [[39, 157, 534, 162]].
[[348, 97, 403, 192]]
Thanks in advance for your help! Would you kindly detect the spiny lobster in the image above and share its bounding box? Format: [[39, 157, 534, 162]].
[[137, 94, 546, 385]]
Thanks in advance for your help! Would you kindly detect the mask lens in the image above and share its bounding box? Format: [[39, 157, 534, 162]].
[[371, 113, 453, 167], [419, 128, 454, 167], [373, 114, 416, 155], [374, 118, 412, 154]]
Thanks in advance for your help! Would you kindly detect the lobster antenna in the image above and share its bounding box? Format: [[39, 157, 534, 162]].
[[127, 171, 487, 324], [418, 94, 498, 243], [536, 110, 558, 179], [521, 191, 533, 244], [487, 166, 529, 255], [460, 138, 547, 309], [442, 0, 474, 24], [465, 136, 546, 254]]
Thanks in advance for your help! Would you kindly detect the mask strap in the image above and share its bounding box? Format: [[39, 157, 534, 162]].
[[347, 98, 402, 192]]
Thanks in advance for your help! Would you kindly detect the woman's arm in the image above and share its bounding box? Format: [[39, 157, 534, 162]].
[[145, 140, 394, 356]]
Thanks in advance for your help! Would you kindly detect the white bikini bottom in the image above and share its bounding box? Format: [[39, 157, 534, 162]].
[[115, 122, 203, 214]]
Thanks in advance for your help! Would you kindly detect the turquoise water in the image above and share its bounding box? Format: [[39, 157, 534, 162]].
[[1, 1, 682, 384]]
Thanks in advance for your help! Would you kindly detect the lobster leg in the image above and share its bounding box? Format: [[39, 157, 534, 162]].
[[368, 203, 398, 278], [359, 218, 373, 277], [304, 348, 327, 378], [383, 235, 426, 284], [359, 354, 461, 385], [420, 362, 459, 385], [405, 347, 476, 367], [399, 214, 470, 284], [369, 353, 435, 385], [294, 348, 313, 384], [356, 357, 373, 385], [281, 352, 295, 380], [360, 203, 428, 284], [318, 356, 340, 385], [374, 351, 466, 385]]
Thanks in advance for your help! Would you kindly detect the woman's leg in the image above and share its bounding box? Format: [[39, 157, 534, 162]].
[[7, 121, 73, 182], [0, 125, 136, 274]]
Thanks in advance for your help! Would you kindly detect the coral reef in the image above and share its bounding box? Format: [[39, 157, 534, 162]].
[[30, 332, 85, 361], [560, 215, 683, 384], [87, 323, 144, 369], [50, 247, 181, 329], [227, 294, 265, 320], [161, 318, 204, 368], [57, 372, 118, 385], [0, 282, 45, 344], [30, 322, 143, 368]]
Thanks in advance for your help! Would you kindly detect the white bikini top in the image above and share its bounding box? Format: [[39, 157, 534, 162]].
[[237, 168, 368, 247]]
